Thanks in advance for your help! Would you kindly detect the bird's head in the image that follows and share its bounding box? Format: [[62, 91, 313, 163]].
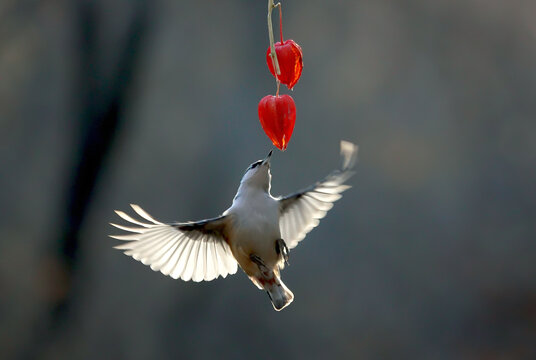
[[240, 150, 273, 192]]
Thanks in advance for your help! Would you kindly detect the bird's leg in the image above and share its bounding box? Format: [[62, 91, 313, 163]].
[[250, 254, 271, 277], [275, 238, 289, 265]]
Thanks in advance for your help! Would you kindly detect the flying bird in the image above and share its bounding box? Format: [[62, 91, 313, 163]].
[[110, 141, 357, 311]]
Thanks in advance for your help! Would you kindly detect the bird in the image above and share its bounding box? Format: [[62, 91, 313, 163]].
[[110, 140, 357, 311]]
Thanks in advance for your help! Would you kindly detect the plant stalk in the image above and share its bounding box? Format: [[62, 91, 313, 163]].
[[267, 0, 281, 76]]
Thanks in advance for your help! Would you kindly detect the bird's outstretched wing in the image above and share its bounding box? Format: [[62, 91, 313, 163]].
[[278, 141, 358, 249], [110, 205, 238, 282]]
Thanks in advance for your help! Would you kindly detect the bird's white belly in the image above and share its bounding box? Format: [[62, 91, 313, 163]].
[[235, 217, 277, 251], [226, 195, 281, 274]]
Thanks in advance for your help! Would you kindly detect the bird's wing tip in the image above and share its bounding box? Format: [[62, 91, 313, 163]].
[[340, 140, 358, 170]]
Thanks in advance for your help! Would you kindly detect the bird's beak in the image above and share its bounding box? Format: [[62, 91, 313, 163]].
[[262, 150, 273, 165]]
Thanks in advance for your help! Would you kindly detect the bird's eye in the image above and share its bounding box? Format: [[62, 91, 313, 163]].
[[246, 161, 262, 172]]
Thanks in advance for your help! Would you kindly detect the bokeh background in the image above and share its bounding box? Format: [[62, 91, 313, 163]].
[[1, 0, 536, 359]]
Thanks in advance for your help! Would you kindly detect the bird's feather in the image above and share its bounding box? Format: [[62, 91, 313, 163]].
[[110, 204, 238, 282], [278, 141, 358, 249]]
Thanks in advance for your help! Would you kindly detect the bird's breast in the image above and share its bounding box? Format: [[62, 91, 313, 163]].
[[231, 202, 280, 240], [226, 192, 280, 270]]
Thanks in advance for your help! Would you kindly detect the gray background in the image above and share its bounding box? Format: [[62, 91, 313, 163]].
[[1, 0, 535, 359]]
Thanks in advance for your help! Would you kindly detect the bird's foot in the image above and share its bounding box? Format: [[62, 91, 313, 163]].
[[275, 239, 289, 266], [250, 254, 271, 277]]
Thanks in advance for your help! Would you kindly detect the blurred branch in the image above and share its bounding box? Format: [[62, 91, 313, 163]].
[[20, 1, 151, 358], [62, 0, 149, 275]]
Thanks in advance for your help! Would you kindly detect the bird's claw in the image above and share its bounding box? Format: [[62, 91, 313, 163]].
[[275, 239, 289, 266], [250, 254, 270, 277]]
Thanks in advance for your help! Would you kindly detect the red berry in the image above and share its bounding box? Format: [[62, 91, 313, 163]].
[[258, 95, 296, 151], [266, 40, 303, 90]]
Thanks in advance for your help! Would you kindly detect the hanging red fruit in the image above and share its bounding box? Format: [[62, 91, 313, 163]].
[[266, 40, 303, 90], [258, 94, 296, 151]]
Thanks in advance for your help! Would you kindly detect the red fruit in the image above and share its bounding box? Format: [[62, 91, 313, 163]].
[[266, 40, 303, 90], [258, 94, 296, 151]]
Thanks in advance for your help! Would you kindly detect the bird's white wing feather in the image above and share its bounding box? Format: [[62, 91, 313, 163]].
[[110, 204, 238, 282], [278, 141, 358, 249]]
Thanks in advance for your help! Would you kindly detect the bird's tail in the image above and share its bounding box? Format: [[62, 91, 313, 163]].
[[264, 275, 294, 311]]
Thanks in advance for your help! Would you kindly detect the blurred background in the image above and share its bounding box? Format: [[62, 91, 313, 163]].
[[1, 0, 536, 359]]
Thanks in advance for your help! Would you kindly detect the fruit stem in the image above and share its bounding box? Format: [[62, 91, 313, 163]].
[[279, 3, 283, 43], [267, 0, 281, 76], [276, 81, 280, 96]]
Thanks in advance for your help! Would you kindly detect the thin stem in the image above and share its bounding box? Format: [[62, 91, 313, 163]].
[[276, 81, 280, 96], [267, 0, 281, 76], [279, 3, 283, 43]]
